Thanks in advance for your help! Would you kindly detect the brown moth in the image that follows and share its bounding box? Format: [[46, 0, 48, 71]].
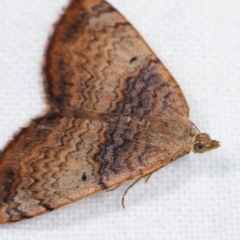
[[0, 0, 219, 223]]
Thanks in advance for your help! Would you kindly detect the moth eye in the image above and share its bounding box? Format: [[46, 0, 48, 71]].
[[194, 143, 207, 153]]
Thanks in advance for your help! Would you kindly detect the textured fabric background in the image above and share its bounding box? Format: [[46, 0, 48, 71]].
[[0, 0, 239, 239]]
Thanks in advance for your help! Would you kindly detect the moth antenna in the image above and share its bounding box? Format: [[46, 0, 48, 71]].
[[192, 122, 201, 133]]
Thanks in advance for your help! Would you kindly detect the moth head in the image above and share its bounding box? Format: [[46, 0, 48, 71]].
[[192, 133, 220, 153]]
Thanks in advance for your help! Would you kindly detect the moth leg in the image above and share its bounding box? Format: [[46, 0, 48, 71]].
[[122, 154, 178, 208], [144, 152, 183, 184], [106, 185, 121, 192], [121, 177, 142, 209], [144, 173, 154, 183], [144, 166, 165, 183]]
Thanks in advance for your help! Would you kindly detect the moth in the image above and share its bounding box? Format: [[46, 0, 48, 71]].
[[0, 0, 219, 223]]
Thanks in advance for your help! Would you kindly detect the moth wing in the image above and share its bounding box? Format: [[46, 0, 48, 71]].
[[0, 113, 192, 223], [0, 114, 108, 223], [0, 0, 193, 223], [45, 0, 189, 118]]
